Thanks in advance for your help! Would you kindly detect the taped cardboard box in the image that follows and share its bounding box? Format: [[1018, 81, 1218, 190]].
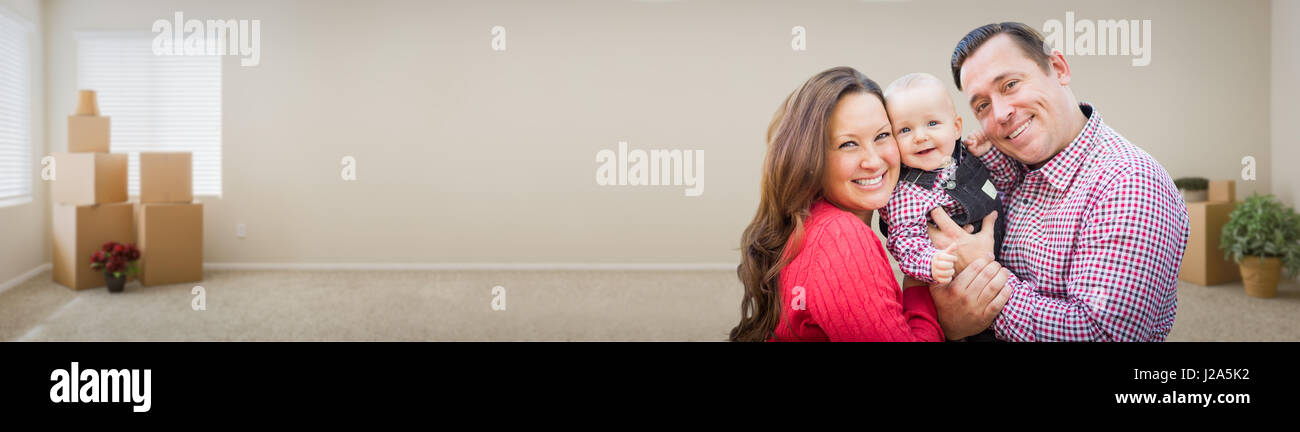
[[139, 152, 193, 203], [136, 202, 203, 286], [1179, 201, 1241, 286], [52, 202, 135, 290], [67, 115, 110, 153], [51, 152, 127, 205]]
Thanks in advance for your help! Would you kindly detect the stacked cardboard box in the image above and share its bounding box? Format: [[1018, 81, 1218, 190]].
[[1179, 180, 1241, 286], [136, 152, 203, 286], [52, 90, 133, 290]]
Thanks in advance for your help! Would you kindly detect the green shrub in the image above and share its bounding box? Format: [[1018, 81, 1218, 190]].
[[1220, 194, 1300, 277], [1174, 177, 1209, 191]]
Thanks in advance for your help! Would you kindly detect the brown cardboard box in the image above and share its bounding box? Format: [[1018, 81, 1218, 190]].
[[52, 202, 135, 290], [139, 152, 193, 203], [1179, 201, 1241, 285], [68, 115, 110, 153], [51, 152, 127, 205], [136, 202, 203, 286], [1209, 180, 1236, 202]]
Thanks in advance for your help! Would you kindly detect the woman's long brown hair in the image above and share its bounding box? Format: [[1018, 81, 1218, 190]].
[[729, 67, 885, 342]]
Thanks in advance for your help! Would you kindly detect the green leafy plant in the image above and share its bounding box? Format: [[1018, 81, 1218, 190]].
[[1220, 194, 1300, 277], [1174, 177, 1209, 191]]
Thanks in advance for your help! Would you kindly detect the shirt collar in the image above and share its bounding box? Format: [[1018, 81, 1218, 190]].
[[1033, 103, 1103, 191]]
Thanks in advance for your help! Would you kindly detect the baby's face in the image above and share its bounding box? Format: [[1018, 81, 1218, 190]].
[[886, 84, 963, 171]]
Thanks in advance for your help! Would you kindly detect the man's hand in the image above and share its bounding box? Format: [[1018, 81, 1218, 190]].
[[929, 257, 1013, 340], [928, 209, 997, 275], [964, 129, 993, 157]]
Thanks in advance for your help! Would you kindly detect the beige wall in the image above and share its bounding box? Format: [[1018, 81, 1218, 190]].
[[1274, 0, 1299, 209], [32, 0, 1275, 267], [0, 0, 44, 286], [1273, 0, 1299, 280]]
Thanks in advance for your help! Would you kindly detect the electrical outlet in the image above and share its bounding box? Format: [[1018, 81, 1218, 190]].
[[236, 223, 246, 238]]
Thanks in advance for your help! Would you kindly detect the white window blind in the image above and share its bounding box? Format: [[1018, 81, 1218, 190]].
[[77, 32, 222, 197], [0, 9, 32, 208]]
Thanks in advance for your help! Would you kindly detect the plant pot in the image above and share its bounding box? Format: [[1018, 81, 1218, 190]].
[[1180, 189, 1208, 203], [1238, 256, 1281, 298], [105, 273, 126, 293]]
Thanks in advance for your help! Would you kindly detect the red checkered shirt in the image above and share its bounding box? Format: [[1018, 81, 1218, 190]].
[[880, 158, 966, 285], [977, 104, 1188, 341]]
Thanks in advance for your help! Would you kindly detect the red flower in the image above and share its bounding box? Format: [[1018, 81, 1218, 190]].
[[91, 241, 139, 272]]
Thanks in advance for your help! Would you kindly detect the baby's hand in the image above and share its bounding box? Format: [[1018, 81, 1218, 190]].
[[931, 245, 957, 285], [964, 129, 993, 157]]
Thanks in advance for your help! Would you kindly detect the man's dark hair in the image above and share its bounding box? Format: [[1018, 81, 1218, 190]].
[[951, 22, 1053, 91]]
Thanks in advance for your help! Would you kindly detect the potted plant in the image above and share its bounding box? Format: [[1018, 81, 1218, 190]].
[[1175, 177, 1209, 202], [1220, 194, 1300, 298], [90, 241, 141, 293]]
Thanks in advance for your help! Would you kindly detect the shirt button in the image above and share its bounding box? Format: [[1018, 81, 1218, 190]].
[[944, 180, 956, 190]]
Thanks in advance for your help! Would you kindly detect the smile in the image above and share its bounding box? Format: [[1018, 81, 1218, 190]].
[[852, 175, 883, 187], [1007, 116, 1033, 140]]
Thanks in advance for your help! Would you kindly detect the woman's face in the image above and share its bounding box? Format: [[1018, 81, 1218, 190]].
[[820, 92, 900, 220]]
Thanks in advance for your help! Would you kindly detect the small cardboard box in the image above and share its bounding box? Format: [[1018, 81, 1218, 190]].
[[1179, 201, 1241, 286], [1208, 180, 1235, 203], [136, 202, 203, 286], [51, 152, 127, 205], [67, 115, 110, 153], [52, 202, 135, 290], [139, 152, 193, 203]]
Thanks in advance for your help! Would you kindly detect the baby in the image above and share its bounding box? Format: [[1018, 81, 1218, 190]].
[[878, 73, 1007, 293]]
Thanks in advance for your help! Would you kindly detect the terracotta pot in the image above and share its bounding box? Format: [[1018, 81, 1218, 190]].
[[1238, 256, 1281, 298]]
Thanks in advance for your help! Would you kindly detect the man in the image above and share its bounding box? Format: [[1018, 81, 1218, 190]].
[[926, 22, 1190, 341]]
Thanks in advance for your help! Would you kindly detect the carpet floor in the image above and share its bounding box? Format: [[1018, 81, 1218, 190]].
[[1, 269, 1296, 341]]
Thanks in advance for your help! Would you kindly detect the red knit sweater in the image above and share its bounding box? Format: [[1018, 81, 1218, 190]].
[[769, 200, 944, 342]]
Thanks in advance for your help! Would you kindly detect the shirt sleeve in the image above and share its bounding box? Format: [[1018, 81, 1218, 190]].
[[978, 147, 1024, 195], [993, 167, 1189, 341], [884, 186, 940, 284], [804, 214, 944, 342]]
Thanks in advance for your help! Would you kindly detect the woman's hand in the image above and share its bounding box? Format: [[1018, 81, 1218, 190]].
[[927, 209, 996, 275]]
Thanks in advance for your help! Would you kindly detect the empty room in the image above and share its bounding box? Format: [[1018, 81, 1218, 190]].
[[0, 0, 1296, 345]]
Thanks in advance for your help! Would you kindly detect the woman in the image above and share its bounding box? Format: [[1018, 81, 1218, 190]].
[[730, 67, 944, 342]]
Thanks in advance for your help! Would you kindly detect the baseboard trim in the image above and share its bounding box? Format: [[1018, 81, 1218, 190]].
[[0, 263, 52, 295], [203, 262, 738, 271]]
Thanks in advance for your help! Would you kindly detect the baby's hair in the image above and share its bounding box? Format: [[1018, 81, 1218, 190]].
[[883, 72, 957, 115], [884, 72, 945, 99]]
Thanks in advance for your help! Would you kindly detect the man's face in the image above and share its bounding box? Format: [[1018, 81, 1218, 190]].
[[959, 34, 1077, 167]]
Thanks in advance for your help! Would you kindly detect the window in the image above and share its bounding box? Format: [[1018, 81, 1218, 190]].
[[0, 9, 32, 208], [77, 32, 222, 197]]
